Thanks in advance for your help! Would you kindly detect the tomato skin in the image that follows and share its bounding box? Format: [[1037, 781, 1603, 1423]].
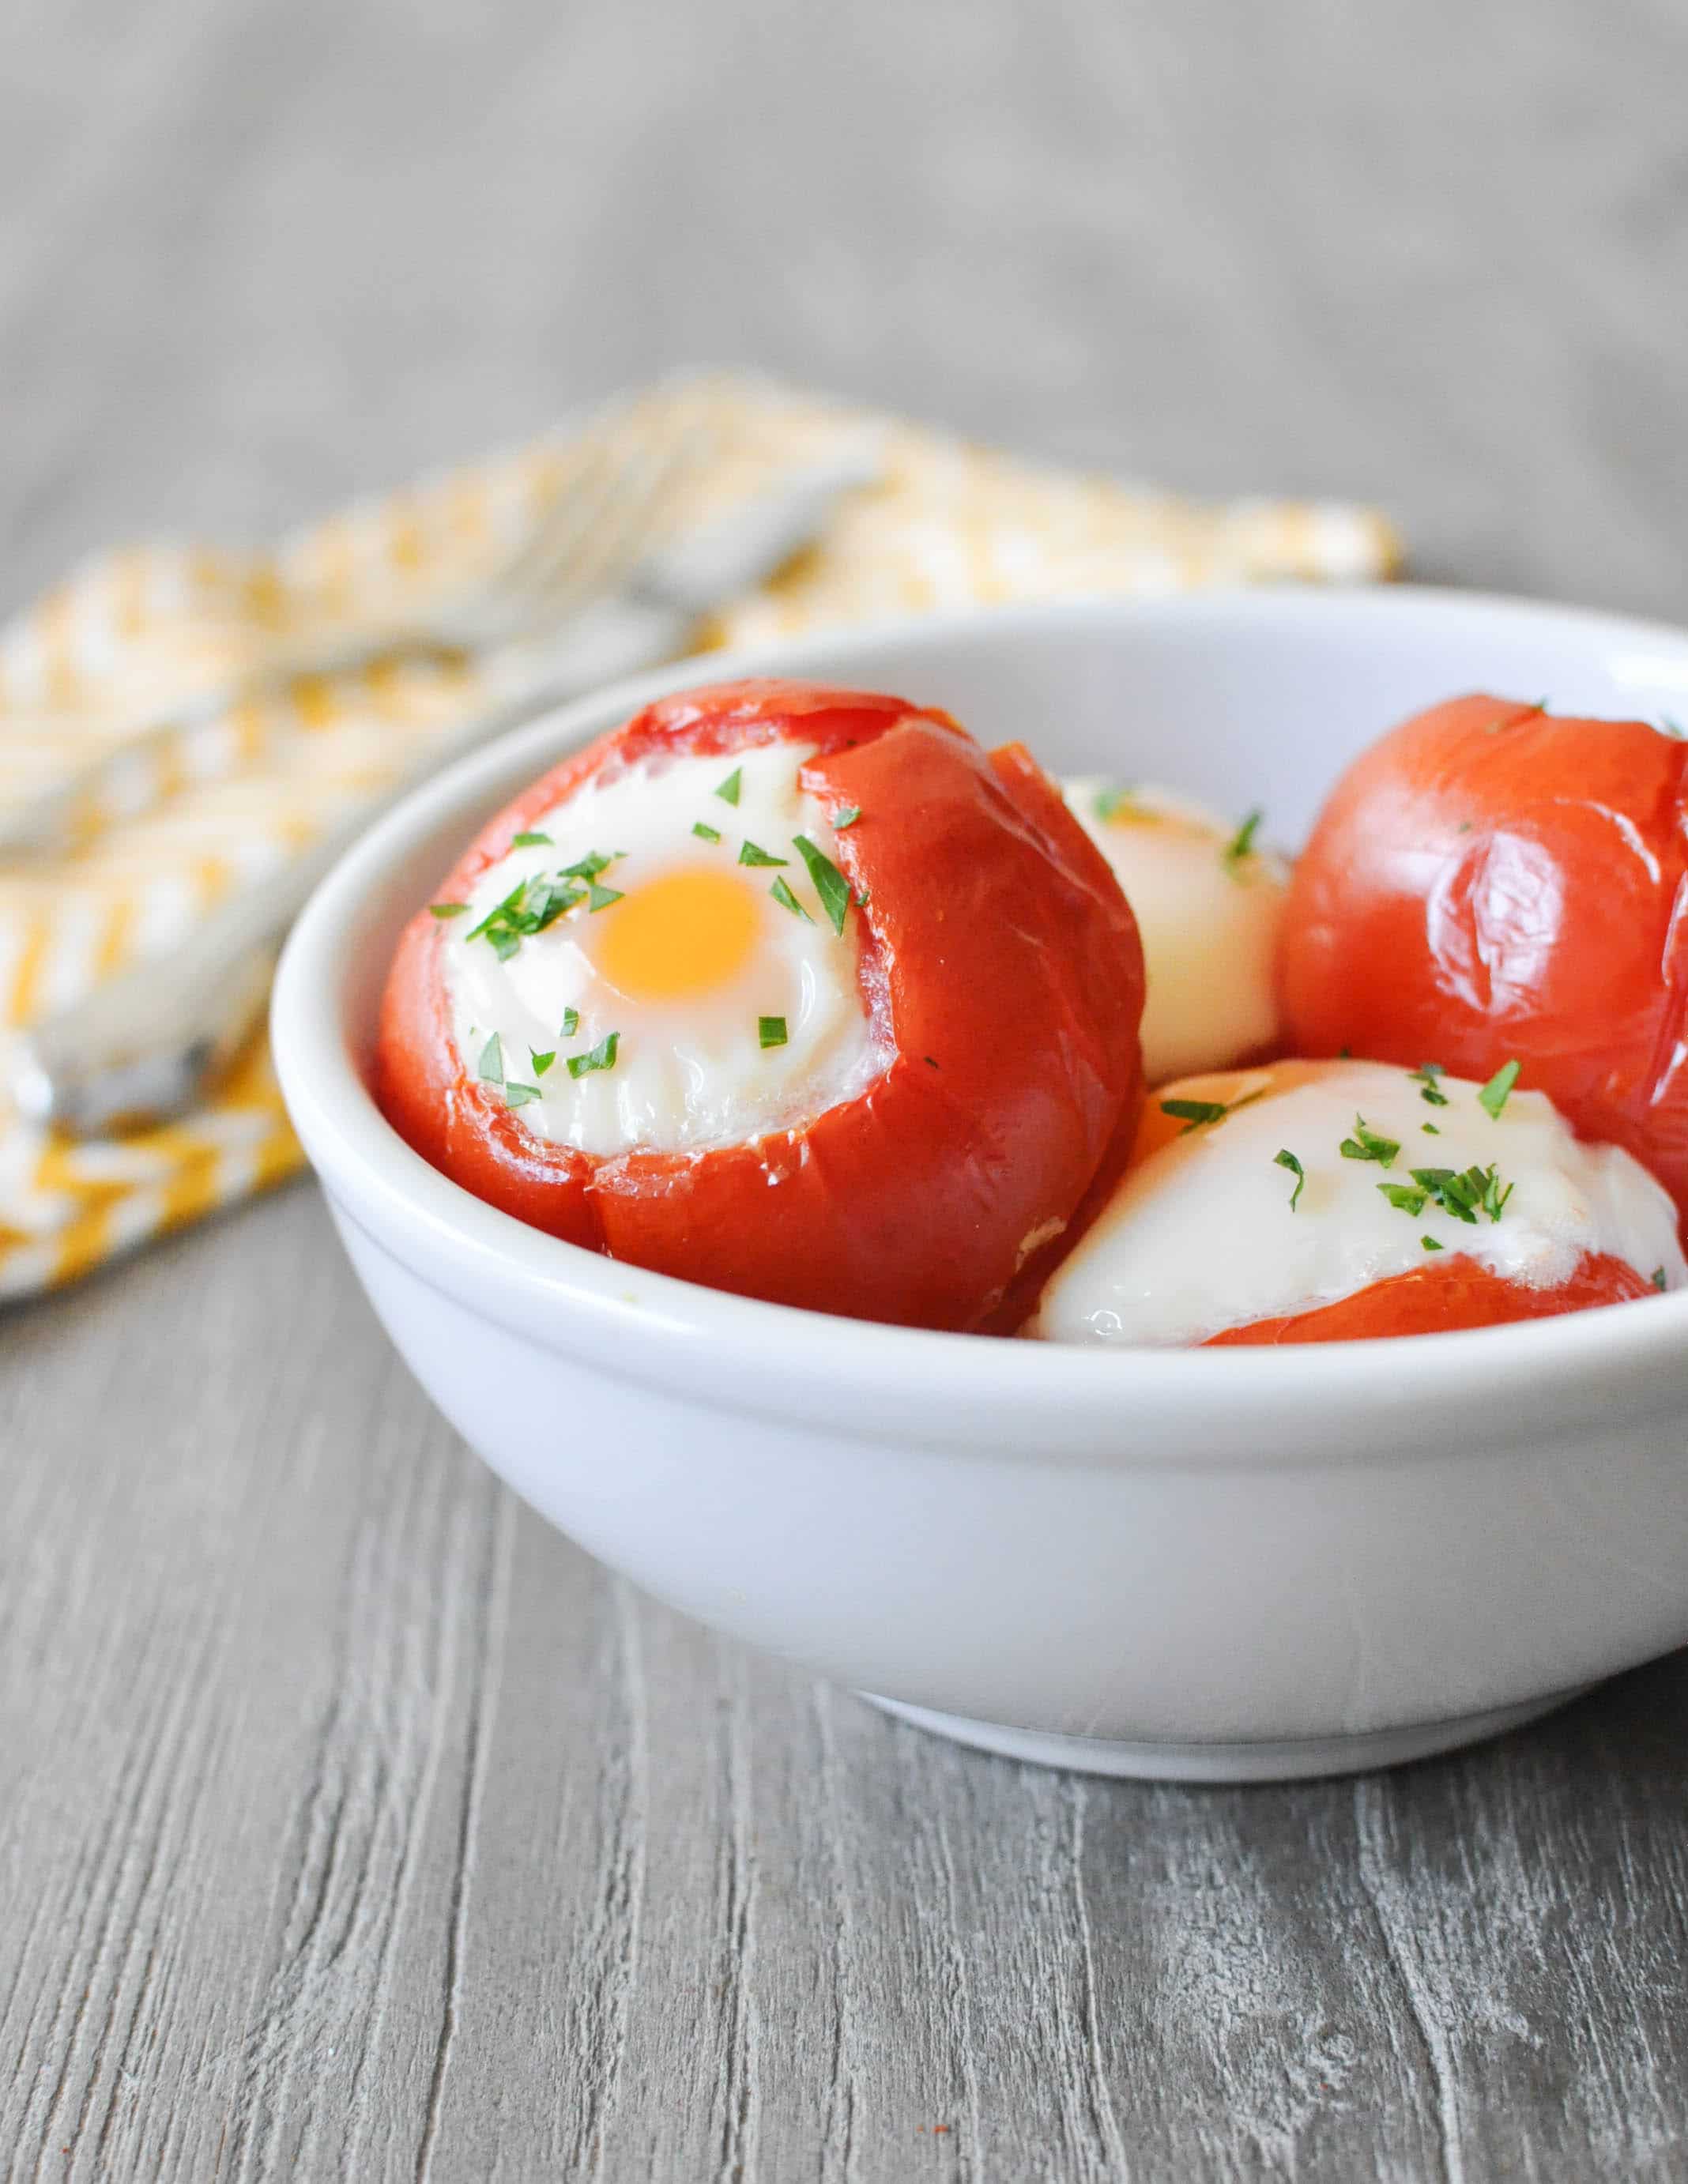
[[1203, 1251, 1654, 1344], [375, 679, 1146, 1331], [1280, 695, 1688, 1230]]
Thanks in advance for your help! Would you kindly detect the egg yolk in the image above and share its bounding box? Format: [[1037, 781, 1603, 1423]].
[[590, 864, 763, 1004]]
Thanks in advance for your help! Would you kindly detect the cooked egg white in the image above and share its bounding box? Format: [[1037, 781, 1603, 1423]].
[[1063, 778, 1289, 1082], [441, 742, 883, 1156], [1028, 1059, 1686, 1346]]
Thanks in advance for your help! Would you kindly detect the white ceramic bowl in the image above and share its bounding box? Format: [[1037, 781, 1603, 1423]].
[[272, 589, 1688, 1782]]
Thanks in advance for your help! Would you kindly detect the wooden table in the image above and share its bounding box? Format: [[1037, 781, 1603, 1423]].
[[5, 2, 1687, 2175]]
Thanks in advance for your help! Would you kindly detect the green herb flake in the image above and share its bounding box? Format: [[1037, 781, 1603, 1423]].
[[1223, 808, 1264, 868], [691, 822, 722, 843], [1409, 1162, 1513, 1226], [560, 849, 620, 882], [1422, 1122, 1441, 1135], [586, 882, 624, 913], [1479, 1058, 1521, 1120], [464, 872, 586, 958], [1094, 785, 1149, 823], [1160, 1090, 1266, 1135], [566, 1031, 620, 1079], [758, 1015, 789, 1050], [833, 804, 862, 830], [511, 830, 553, 849], [1377, 1181, 1430, 1216], [1652, 1267, 1669, 1292], [477, 1033, 504, 1084], [530, 1049, 556, 1078], [1274, 1148, 1305, 1211], [560, 1007, 580, 1037], [714, 766, 743, 807], [429, 901, 468, 919], [1339, 1115, 1400, 1169], [503, 1081, 543, 1109], [737, 840, 789, 868], [769, 875, 813, 922], [1422, 1235, 1445, 1252], [1409, 1063, 1449, 1106], [1162, 1098, 1228, 1130], [793, 834, 852, 936]]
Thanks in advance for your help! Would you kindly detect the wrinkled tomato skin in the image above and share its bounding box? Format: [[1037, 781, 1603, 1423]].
[[1280, 695, 1688, 1232], [376, 678, 1146, 1332], [1203, 1252, 1654, 1344]]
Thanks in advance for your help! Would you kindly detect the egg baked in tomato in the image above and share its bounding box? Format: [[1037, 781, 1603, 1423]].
[[377, 678, 1146, 1331], [1027, 1058, 1682, 1346], [1279, 695, 1688, 1237], [1062, 778, 1289, 1082]]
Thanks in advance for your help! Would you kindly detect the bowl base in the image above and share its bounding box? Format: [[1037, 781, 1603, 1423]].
[[863, 1685, 1592, 1783]]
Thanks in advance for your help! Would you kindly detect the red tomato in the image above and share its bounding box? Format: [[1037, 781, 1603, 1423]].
[[1203, 1252, 1654, 1345], [1280, 695, 1688, 1231], [376, 678, 1145, 1331]]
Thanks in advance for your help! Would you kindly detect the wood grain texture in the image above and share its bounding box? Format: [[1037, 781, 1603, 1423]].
[[4, 0, 1688, 2175]]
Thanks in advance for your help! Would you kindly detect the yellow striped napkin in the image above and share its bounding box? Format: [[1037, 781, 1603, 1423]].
[[0, 373, 1400, 1298]]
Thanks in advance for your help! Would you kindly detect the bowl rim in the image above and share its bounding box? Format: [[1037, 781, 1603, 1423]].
[[272, 584, 1688, 1463]]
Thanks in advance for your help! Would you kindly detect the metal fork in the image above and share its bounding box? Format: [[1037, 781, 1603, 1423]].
[[0, 393, 712, 861], [9, 438, 880, 1135]]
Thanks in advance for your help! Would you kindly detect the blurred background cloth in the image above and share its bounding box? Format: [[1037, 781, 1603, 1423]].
[[0, 373, 1397, 1295]]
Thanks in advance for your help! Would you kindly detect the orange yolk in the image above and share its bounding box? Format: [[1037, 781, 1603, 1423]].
[[590, 864, 763, 1004]]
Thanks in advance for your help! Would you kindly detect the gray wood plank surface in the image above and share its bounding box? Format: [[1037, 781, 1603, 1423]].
[[4, 2, 1688, 2176]]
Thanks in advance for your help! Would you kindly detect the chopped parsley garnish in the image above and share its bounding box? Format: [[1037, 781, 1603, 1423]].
[[769, 875, 812, 921], [430, 902, 468, 919], [1652, 1267, 1669, 1291], [477, 1033, 504, 1083], [1162, 1098, 1228, 1130], [586, 882, 624, 913], [1422, 1235, 1445, 1252], [560, 1007, 579, 1037], [714, 766, 743, 806], [566, 1031, 620, 1079], [1422, 1122, 1441, 1135], [1660, 717, 1686, 743], [793, 834, 852, 936], [1223, 808, 1264, 867], [1339, 1115, 1400, 1168], [1377, 1181, 1429, 1216], [1274, 1148, 1305, 1211], [924, 1056, 940, 1069], [530, 1049, 556, 1077], [511, 830, 553, 848], [758, 1015, 789, 1049], [465, 874, 586, 958], [1409, 1063, 1449, 1106], [1159, 1090, 1265, 1134], [1094, 785, 1146, 823], [1410, 1163, 1513, 1225], [503, 1081, 543, 1108], [691, 822, 722, 843], [1478, 1059, 1521, 1120], [833, 805, 862, 829], [560, 849, 620, 882], [737, 841, 788, 867]]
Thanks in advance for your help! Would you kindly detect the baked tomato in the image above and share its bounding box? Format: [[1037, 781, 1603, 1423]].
[[1026, 1058, 1682, 1346], [376, 678, 1145, 1331], [1280, 694, 1688, 1233]]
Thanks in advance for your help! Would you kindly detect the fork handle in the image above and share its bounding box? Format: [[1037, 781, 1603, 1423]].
[[0, 623, 459, 862], [10, 601, 691, 1135]]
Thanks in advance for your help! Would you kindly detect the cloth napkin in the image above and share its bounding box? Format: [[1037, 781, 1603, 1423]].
[[0, 373, 1400, 1298]]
